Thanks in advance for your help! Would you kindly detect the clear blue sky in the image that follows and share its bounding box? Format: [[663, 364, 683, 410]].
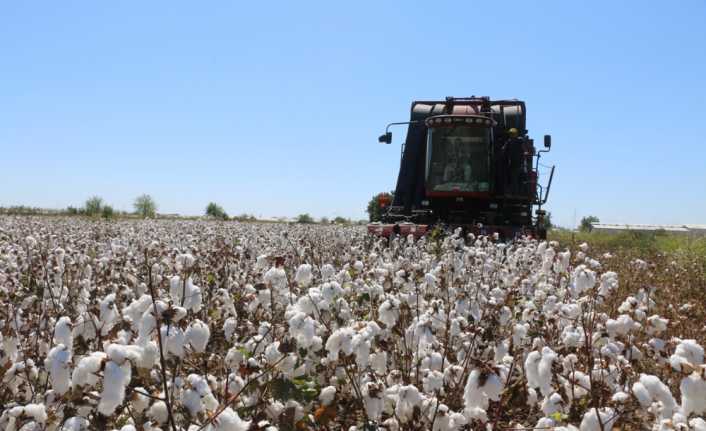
[[2, 1, 705, 227]]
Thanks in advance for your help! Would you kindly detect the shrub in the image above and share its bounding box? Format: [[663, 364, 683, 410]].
[[134, 194, 157, 218], [205, 202, 228, 220], [84, 196, 103, 216], [296, 213, 314, 224]]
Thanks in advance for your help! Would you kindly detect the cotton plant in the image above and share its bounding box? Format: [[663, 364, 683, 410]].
[[0, 217, 705, 430]]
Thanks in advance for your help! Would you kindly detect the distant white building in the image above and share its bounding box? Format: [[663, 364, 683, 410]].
[[591, 223, 706, 237]]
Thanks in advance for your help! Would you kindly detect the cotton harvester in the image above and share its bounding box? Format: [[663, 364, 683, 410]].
[[368, 96, 554, 240]]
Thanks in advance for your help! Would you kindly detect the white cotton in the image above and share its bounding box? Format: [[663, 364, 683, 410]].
[[99, 293, 119, 336], [223, 317, 238, 342], [541, 392, 564, 415], [670, 339, 704, 372], [423, 370, 445, 394], [611, 391, 629, 403], [185, 320, 211, 353], [605, 314, 636, 337], [463, 369, 503, 420], [395, 385, 422, 423], [579, 407, 616, 431], [19, 403, 47, 424], [170, 276, 202, 312], [264, 266, 287, 290], [45, 344, 72, 395], [647, 315, 669, 335], [106, 343, 143, 364], [294, 264, 313, 287], [362, 382, 384, 421], [162, 325, 186, 358], [53, 316, 73, 351], [203, 407, 251, 431], [137, 341, 159, 370], [325, 327, 354, 361], [97, 360, 132, 416], [370, 351, 387, 375], [148, 400, 168, 424], [681, 372, 706, 416], [288, 311, 316, 349], [320, 263, 335, 280], [61, 416, 90, 430], [378, 298, 400, 328], [690, 418, 706, 431], [123, 295, 153, 329], [319, 386, 336, 405], [536, 347, 557, 396], [571, 265, 596, 296], [72, 351, 107, 388], [633, 374, 677, 420], [182, 374, 219, 417], [176, 253, 196, 270], [131, 387, 150, 413]]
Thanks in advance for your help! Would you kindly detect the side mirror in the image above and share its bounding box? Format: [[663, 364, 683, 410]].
[[543, 134, 552, 149], [378, 132, 392, 144]]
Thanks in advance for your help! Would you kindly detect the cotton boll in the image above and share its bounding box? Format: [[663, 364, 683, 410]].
[[186, 320, 211, 353], [463, 369, 503, 420], [288, 312, 316, 349], [423, 370, 445, 394], [99, 293, 120, 336], [633, 374, 678, 420], [319, 386, 336, 406], [294, 264, 313, 287], [670, 339, 704, 372], [395, 385, 422, 424], [223, 317, 238, 342], [680, 373, 706, 416], [72, 351, 107, 389], [570, 265, 596, 297], [97, 360, 132, 416], [537, 347, 557, 396], [53, 317, 73, 352], [148, 400, 168, 424], [579, 407, 616, 431], [647, 315, 669, 335], [182, 374, 219, 417], [320, 264, 335, 281], [611, 391, 629, 403], [362, 382, 384, 421], [123, 295, 153, 330], [61, 416, 90, 430], [44, 344, 72, 395], [690, 418, 706, 431], [325, 327, 355, 361], [130, 387, 150, 413], [370, 351, 387, 375], [264, 266, 287, 290], [162, 325, 186, 358], [378, 298, 400, 328]]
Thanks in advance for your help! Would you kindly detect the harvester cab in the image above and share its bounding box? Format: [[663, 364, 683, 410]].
[[369, 96, 555, 240]]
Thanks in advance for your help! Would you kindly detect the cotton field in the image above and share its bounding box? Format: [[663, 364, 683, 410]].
[[1, 217, 705, 431]]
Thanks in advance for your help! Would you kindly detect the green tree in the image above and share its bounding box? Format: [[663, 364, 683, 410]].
[[545, 211, 554, 231], [205, 202, 228, 220], [134, 194, 157, 218], [366, 192, 394, 222], [333, 216, 349, 225], [580, 215, 600, 232], [296, 213, 314, 224], [319, 217, 330, 224], [101, 205, 114, 219], [84, 196, 103, 216]]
